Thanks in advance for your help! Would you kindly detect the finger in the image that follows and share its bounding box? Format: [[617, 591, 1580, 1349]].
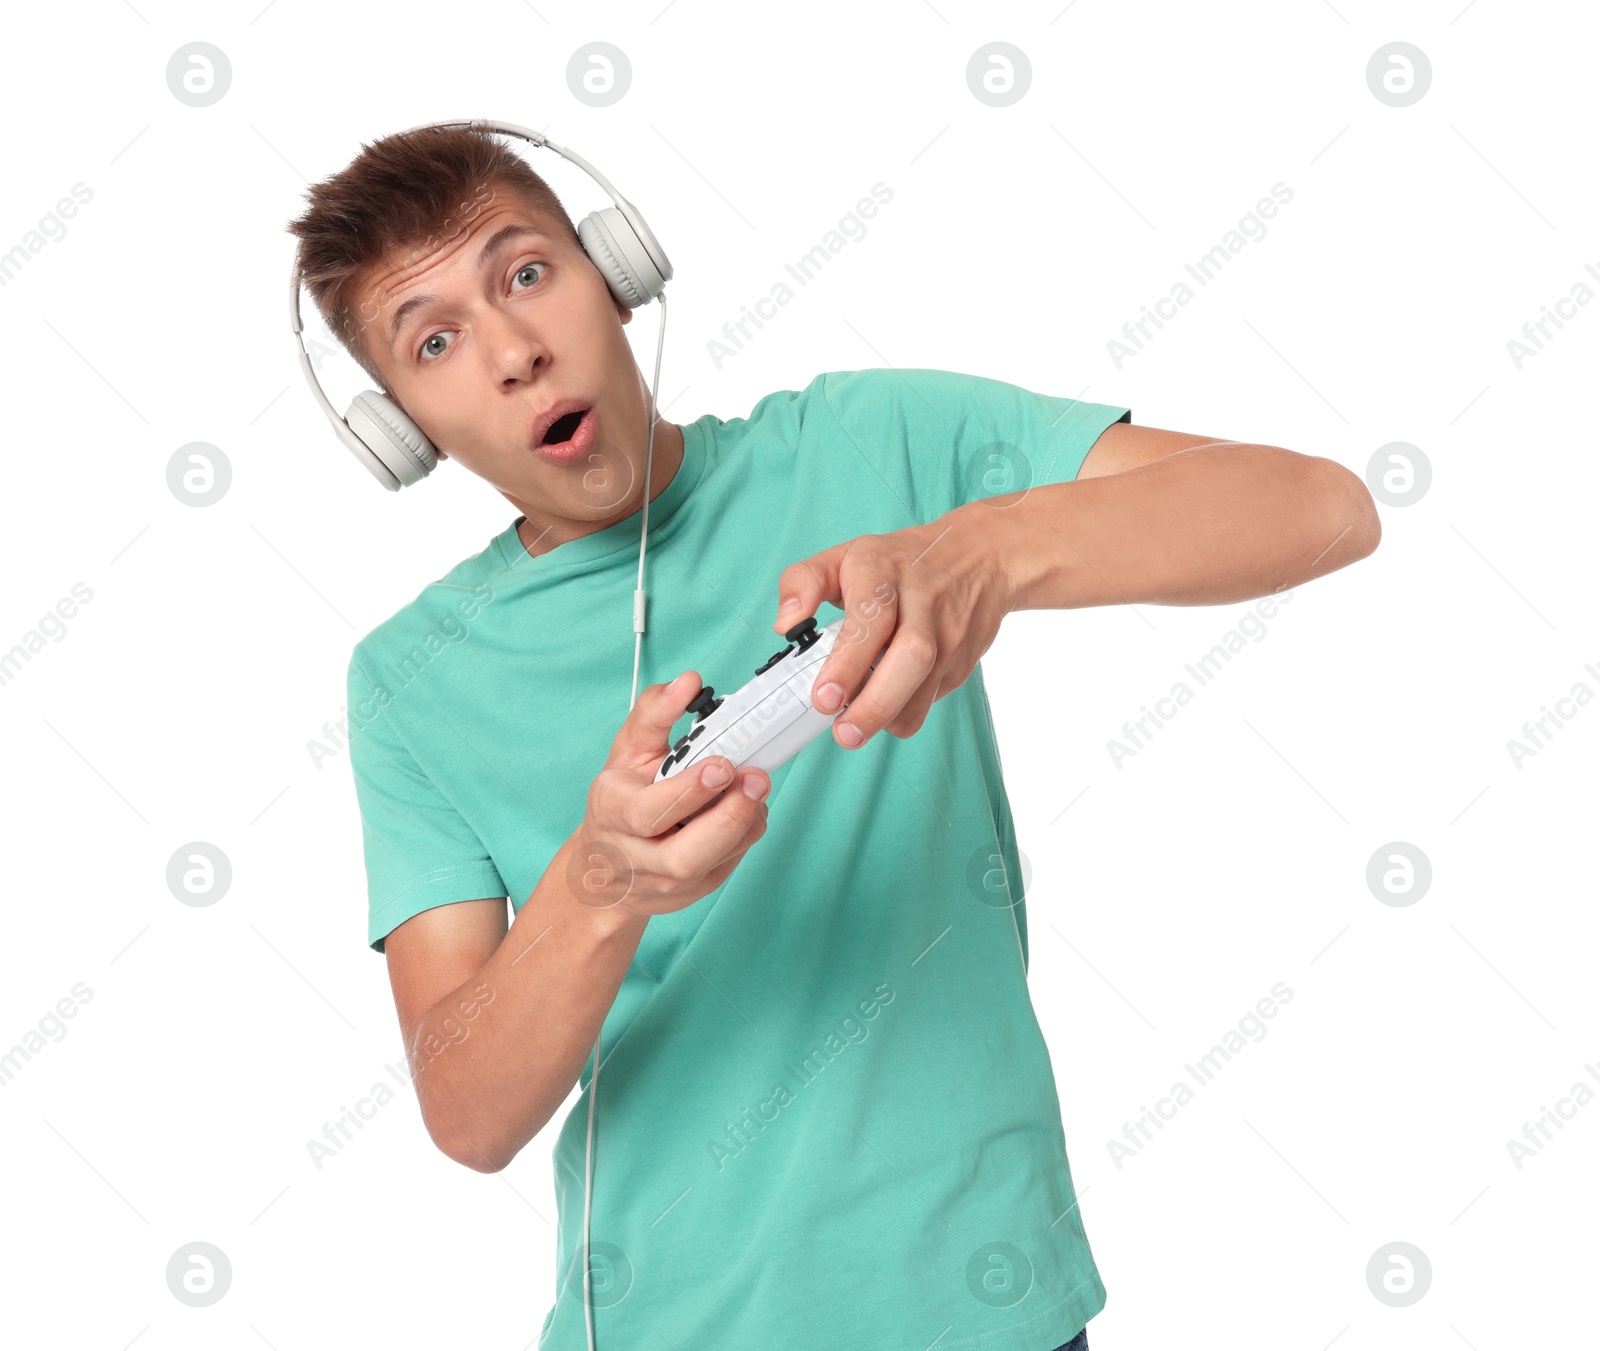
[[607, 670, 702, 767], [646, 770, 768, 878], [595, 753, 738, 839], [700, 788, 769, 869], [884, 668, 945, 738], [826, 619, 939, 748], [666, 764, 771, 833], [696, 832, 759, 895], [637, 755, 746, 836], [774, 542, 847, 633], [810, 577, 897, 716]]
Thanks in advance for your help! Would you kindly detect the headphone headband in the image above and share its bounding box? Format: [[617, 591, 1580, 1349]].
[[289, 117, 672, 491]]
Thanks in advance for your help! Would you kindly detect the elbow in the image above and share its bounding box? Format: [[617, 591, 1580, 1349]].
[[420, 1101, 516, 1174], [452, 1140, 512, 1174], [435, 1129, 513, 1175], [1314, 456, 1382, 570], [1348, 471, 1383, 562]]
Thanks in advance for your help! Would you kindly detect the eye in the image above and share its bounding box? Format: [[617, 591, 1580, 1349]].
[[416, 261, 548, 363]]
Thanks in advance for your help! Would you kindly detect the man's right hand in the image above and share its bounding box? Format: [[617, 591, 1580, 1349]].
[[574, 670, 770, 922]]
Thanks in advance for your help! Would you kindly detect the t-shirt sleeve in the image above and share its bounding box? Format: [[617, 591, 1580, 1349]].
[[817, 367, 1131, 523], [347, 650, 508, 953]]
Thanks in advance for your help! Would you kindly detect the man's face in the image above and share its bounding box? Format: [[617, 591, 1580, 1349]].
[[351, 187, 649, 518]]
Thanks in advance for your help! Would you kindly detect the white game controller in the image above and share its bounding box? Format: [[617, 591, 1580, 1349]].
[[655, 616, 881, 788]]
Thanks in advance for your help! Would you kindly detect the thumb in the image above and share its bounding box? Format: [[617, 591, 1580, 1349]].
[[609, 670, 701, 766]]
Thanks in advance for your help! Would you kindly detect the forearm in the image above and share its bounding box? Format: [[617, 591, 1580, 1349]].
[[965, 442, 1380, 612], [408, 829, 648, 1173]]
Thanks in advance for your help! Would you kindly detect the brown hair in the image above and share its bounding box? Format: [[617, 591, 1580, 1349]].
[[285, 124, 581, 388]]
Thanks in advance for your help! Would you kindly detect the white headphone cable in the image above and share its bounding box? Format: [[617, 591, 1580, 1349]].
[[583, 288, 668, 1351]]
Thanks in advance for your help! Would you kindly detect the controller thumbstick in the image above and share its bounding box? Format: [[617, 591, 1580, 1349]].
[[687, 685, 722, 720], [784, 616, 820, 650]]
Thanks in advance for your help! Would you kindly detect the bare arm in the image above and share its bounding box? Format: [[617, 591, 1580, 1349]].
[[382, 670, 772, 1174], [384, 840, 647, 1174], [773, 421, 1381, 749], [998, 421, 1382, 610]]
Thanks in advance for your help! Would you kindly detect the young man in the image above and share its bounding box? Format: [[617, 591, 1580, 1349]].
[[289, 126, 1380, 1351]]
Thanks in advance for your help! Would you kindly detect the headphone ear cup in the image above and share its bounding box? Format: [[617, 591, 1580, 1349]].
[[345, 391, 438, 489], [579, 205, 671, 309]]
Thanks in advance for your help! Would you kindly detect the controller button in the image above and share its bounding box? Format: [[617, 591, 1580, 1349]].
[[754, 645, 793, 676], [689, 724, 706, 740], [660, 754, 674, 777]]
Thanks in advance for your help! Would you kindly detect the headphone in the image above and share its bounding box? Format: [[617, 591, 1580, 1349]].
[[291, 118, 673, 1351]]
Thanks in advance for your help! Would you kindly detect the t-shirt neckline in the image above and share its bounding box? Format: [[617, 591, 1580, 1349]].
[[491, 417, 707, 578]]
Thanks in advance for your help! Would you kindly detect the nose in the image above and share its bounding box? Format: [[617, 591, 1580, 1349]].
[[476, 308, 547, 385]]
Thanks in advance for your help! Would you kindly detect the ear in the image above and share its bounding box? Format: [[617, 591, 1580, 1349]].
[[616, 299, 633, 326]]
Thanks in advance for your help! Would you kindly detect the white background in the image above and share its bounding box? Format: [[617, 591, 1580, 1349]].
[[1, 1, 1594, 1347]]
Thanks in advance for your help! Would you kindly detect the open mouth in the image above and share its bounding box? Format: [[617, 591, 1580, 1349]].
[[541, 409, 588, 446]]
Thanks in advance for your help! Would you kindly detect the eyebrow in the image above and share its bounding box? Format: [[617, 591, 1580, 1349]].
[[385, 224, 551, 354]]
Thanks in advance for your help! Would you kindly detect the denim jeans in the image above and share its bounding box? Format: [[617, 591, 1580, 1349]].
[[1050, 1328, 1089, 1351]]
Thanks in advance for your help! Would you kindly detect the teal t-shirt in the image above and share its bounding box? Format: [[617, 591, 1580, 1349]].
[[347, 367, 1131, 1351]]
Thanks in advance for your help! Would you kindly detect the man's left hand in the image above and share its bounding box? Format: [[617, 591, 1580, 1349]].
[[772, 508, 1011, 749]]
